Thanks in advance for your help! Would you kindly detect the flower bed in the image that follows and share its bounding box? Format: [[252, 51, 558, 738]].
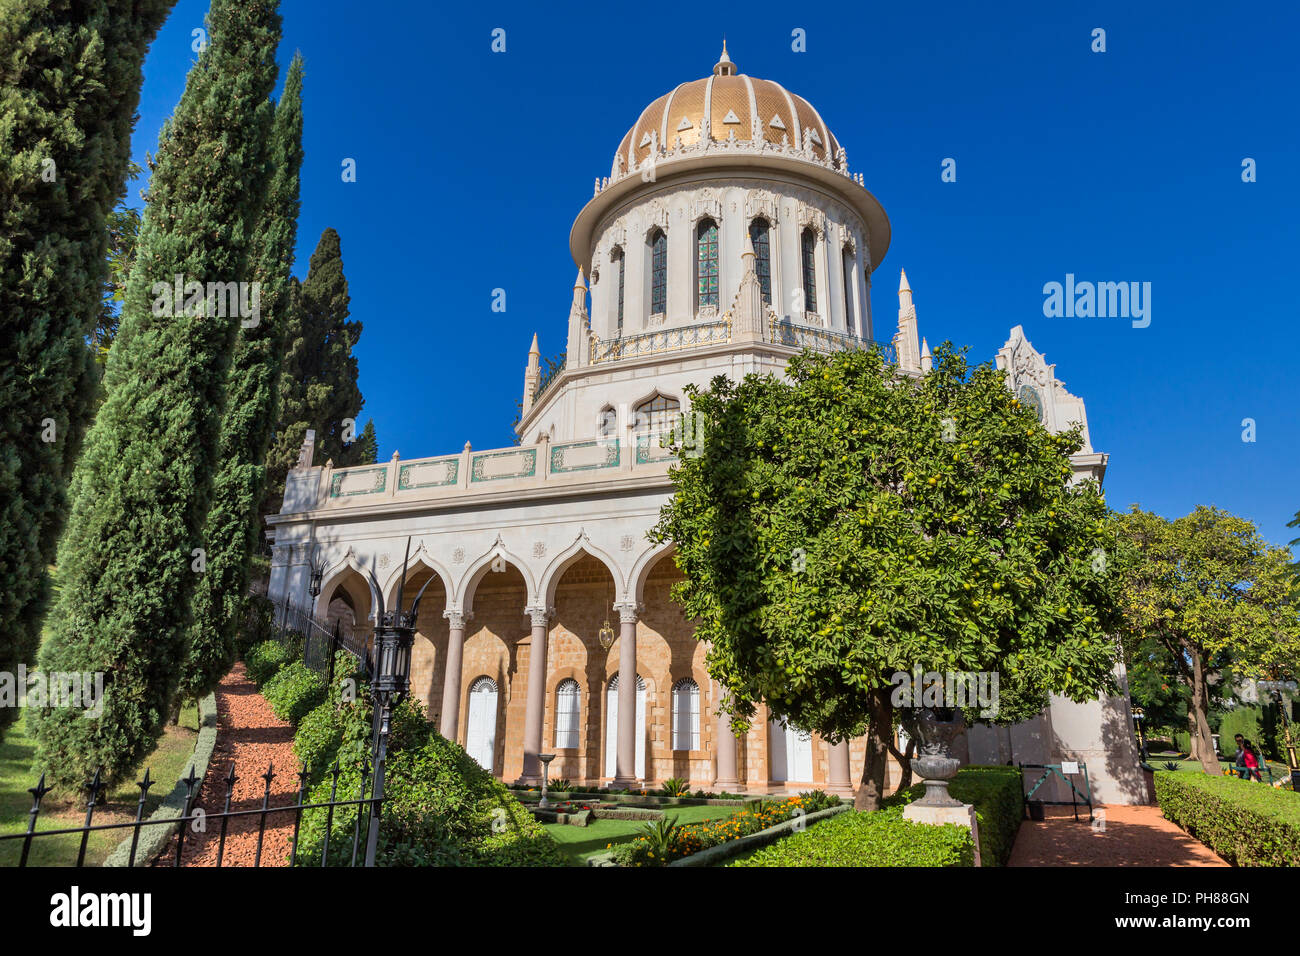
[[610, 791, 842, 866]]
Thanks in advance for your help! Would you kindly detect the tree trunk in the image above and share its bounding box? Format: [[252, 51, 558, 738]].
[[886, 717, 918, 792], [854, 686, 893, 810], [1187, 642, 1219, 775]]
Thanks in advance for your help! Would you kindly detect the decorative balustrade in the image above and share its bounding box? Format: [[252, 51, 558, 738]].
[[769, 316, 896, 364], [533, 355, 566, 403], [589, 316, 732, 365]]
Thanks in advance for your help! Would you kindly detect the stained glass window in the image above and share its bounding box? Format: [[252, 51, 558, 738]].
[[649, 229, 667, 316], [696, 219, 719, 310], [749, 219, 772, 306], [801, 228, 818, 313], [612, 246, 625, 334]]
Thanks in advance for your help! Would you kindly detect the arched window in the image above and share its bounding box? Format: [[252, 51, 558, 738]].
[[597, 405, 617, 441], [800, 228, 818, 314], [633, 393, 680, 438], [842, 245, 856, 335], [611, 246, 625, 334], [555, 679, 580, 749], [672, 678, 700, 751], [749, 218, 772, 306], [465, 677, 499, 771], [695, 218, 719, 312], [649, 229, 667, 318]]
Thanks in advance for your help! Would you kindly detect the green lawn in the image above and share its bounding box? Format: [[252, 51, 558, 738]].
[[1147, 750, 1292, 783], [0, 705, 200, 867], [542, 804, 738, 865]]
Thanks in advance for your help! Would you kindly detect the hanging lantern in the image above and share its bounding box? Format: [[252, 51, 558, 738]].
[[598, 581, 616, 649]]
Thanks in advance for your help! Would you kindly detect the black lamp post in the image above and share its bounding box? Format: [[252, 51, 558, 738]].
[[359, 538, 435, 865], [1132, 706, 1149, 761], [308, 557, 324, 599]]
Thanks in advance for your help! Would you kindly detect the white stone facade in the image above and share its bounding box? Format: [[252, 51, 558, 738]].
[[266, 48, 1144, 803]]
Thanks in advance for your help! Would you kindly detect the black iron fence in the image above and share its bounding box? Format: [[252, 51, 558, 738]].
[[258, 593, 371, 685], [1, 758, 384, 868]]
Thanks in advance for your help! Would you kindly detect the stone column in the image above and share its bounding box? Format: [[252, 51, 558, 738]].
[[438, 609, 469, 741], [827, 738, 854, 797], [613, 602, 640, 786], [519, 605, 552, 785], [712, 680, 739, 792]]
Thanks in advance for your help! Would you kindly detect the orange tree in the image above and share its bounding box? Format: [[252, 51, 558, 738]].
[[652, 344, 1124, 809], [1113, 506, 1299, 775]]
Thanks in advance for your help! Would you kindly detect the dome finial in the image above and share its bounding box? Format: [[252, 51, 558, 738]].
[[713, 39, 736, 76]]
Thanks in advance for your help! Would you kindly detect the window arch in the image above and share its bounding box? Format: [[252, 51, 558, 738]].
[[800, 228, 818, 314], [597, 405, 617, 441], [672, 678, 700, 751], [555, 678, 581, 749], [695, 218, 719, 312], [610, 246, 625, 334], [465, 677, 499, 771], [749, 218, 772, 306], [648, 229, 667, 318], [633, 393, 680, 438]]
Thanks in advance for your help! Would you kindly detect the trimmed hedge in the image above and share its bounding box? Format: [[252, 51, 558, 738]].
[[886, 765, 1023, 867], [734, 765, 1022, 868], [1155, 770, 1300, 866], [294, 691, 565, 866], [730, 805, 973, 867], [244, 639, 292, 685], [261, 660, 327, 728]]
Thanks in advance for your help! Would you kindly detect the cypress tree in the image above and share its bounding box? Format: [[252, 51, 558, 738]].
[[32, 0, 282, 787], [182, 55, 305, 701], [0, 0, 175, 741], [262, 228, 365, 516], [348, 419, 379, 466]]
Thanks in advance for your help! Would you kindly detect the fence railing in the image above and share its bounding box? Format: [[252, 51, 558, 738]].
[[590, 316, 732, 364], [769, 316, 897, 363], [0, 759, 384, 868], [264, 595, 370, 685]]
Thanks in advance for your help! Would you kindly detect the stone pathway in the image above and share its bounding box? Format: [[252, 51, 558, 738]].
[[155, 662, 301, 867], [1007, 805, 1226, 867]]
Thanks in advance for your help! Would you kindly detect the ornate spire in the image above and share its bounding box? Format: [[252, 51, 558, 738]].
[[714, 40, 737, 77]]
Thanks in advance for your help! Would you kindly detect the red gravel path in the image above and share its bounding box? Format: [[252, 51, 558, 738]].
[[1007, 804, 1227, 867], [156, 662, 302, 867]]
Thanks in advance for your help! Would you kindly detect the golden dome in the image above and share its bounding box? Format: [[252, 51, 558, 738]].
[[613, 48, 842, 172]]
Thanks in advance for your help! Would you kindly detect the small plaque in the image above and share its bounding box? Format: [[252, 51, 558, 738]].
[[1061, 761, 1079, 775]]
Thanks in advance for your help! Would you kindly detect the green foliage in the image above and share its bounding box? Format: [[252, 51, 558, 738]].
[[244, 640, 292, 686], [660, 776, 690, 796], [295, 694, 565, 867], [350, 419, 378, 465], [262, 227, 367, 518], [546, 777, 573, 792], [0, 0, 175, 743], [1155, 770, 1300, 866], [796, 790, 842, 813], [612, 796, 810, 866], [730, 805, 973, 867], [881, 765, 1022, 866], [236, 594, 276, 659], [1114, 507, 1300, 770], [261, 660, 326, 728], [293, 701, 344, 783], [652, 345, 1123, 763], [183, 54, 305, 701], [1162, 761, 1181, 772], [30, 0, 283, 787]]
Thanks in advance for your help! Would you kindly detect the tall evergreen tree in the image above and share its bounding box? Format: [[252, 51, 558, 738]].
[[262, 227, 365, 516], [32, 0, 282, 787], [181, 54, 305, 702], [347, 418, 379, 466], [0, 0, 175, 741]]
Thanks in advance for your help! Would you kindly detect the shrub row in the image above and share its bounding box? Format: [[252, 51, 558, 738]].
[[730, 804, 973, 867], [261, 661, 327, 728], [1155, 770, 1300, 866], [733, 766, 1023, 868], [244, 639, 292, 685], [291, 684, 566, 866]]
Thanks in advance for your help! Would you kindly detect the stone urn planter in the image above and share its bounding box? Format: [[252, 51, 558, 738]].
[[909, 708, 967, 807]]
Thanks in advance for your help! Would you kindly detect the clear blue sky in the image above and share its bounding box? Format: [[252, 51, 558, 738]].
[[128, 0, 1299, 548]]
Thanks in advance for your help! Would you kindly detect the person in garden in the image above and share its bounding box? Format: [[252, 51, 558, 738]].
[[1241, 740, 1264, 782], [1233, 733, 1249, 778]]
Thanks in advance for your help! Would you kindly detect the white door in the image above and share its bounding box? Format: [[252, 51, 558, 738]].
[[605, 675, 646, 779], [465, 677, 498, 772], [787, 723, 813, 782], [772, 717, 812, 783]]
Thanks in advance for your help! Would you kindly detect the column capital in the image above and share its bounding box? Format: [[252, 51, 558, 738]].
[[443, 608, 472, 630], [613, 601, 641, 624], [526, 605, 554, 628]]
